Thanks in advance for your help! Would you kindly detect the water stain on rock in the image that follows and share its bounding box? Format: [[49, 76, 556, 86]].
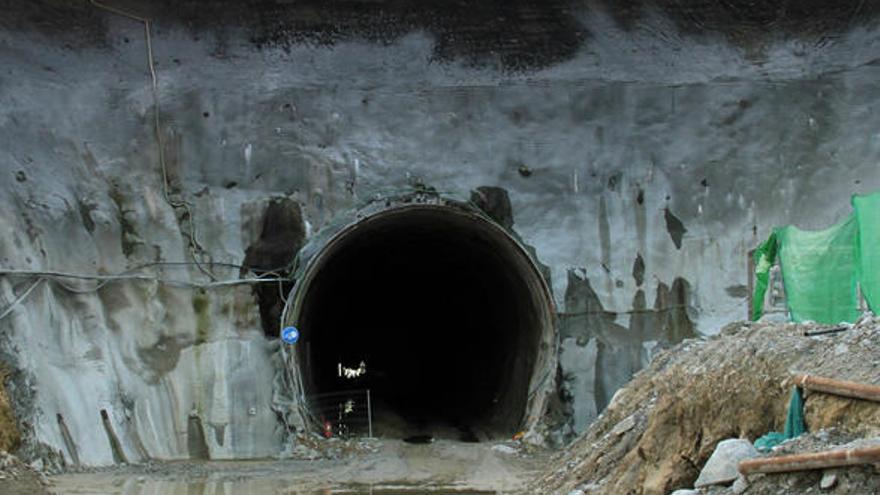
[[726, 284, 749, 298], [664, 207, 687, 250], [559, 269, 697, 422], [136, 335, 184, 384], [470, 186, 514, 230], [632, 253, 645, 287], [242, 197, 306, 338]]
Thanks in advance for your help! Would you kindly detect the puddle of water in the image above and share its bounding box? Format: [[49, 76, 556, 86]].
[[49, 478, 499, 495], [323, 488, 494, 494], [319, 489, 492, 494]]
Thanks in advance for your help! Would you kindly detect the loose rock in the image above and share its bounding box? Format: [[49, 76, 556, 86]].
[[732, 474, 749, 494], [820, 472, 838, 490], [694, 439, 759, 488], [610, 415, 636, 436]]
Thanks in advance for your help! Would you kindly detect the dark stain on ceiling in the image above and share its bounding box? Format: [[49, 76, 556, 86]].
[[3, 0, 878, 71]]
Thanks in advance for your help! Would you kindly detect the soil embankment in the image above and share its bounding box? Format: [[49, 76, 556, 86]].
[[533, 316, 880, 495]]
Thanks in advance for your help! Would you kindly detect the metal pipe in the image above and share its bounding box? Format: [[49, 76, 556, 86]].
[[803, 326, 848, 337], [739, 445, 880, 475], [792, 374, 880, 403], [366, 389, 373, 438]]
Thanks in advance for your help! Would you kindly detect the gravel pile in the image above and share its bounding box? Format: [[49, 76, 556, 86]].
[[532, 314, 880, 495]]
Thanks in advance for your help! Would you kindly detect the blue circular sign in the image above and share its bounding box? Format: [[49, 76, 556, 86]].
[[281, 326, 300, 344]]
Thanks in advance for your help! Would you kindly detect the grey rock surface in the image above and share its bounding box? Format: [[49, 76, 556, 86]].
[[2, 1, 880, 466], [694, 439, 759, 488], [820, 472, 838, 490], [732, 474, 749, 494], [610, 415, 636, 436]]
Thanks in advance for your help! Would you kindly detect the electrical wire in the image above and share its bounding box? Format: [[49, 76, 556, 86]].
[[0, 269, 289, 288], [0, 261, 293, 320], [0, 278, 44, 321], [89, 0, 215, 281]]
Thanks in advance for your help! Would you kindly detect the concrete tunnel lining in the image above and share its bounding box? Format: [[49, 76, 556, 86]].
[[284, 203, 556, 440]]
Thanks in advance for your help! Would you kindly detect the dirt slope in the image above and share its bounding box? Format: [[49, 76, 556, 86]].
[[0, 366, 20, 452], [533, 316, 880, 495]]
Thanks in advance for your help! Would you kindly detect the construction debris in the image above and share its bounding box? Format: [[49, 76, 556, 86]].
[[793, 374, 880, 403], [531, 315, 880, 495], [0, 450, 49, 495], [694, 439, 759, 487], [739, 443, 880, 475], [819, 472, 837, 489], [709, 432, 880, 494]]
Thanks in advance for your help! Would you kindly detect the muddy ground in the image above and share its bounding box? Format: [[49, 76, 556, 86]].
[[0, 450, 50, 495], [12, 317, 880, 495], [46, 439, 547, 494]]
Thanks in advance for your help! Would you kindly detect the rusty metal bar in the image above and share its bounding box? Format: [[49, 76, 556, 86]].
[[739, 445, 880, 475], [792, 374, 880, 403]]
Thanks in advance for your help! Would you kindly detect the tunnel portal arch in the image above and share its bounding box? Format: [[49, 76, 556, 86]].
[[281, 196, 556, 440]]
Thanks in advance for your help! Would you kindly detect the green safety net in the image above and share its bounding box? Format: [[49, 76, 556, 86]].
[[751, 232, 779, 321], [752, 191, 878, 324], [776, 216, 859, 323], [853, 192, 880, 312]]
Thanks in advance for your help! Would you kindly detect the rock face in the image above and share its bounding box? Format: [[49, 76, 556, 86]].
[[693, 439, 758, 487], [3, 1, 880, 467], [531, 318, 880, 495]]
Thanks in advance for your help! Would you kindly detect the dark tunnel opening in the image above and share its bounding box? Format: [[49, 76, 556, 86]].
[[293, 205, 553, 440]]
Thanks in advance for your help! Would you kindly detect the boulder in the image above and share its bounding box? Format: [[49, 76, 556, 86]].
[[694, 439, 759, 488]]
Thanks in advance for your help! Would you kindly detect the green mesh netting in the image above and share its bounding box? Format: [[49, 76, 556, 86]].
[[853, 192, 880, 312], [783, 386, 806, 438], [754, 432, 786, 453], [751, 232, 779, 321], [776, 215, 859, 324], [754, 387, 806, 453], [752, 191, 878, 324]]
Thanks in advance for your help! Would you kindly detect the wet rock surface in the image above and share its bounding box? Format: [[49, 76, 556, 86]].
[[4, 0, 880, 476]]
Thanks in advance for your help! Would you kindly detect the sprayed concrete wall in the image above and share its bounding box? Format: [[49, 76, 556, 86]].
[[1, 1, 880, 464]]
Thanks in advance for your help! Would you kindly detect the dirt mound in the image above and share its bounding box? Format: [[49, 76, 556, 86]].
[[0, 367, 20, 453], [532, 316, 880, 495]]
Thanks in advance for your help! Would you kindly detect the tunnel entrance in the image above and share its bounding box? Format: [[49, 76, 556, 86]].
[[288, 203, 555, 440]]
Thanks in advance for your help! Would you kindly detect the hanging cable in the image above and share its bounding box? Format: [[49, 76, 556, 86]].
[[89, 0, 215, 281], [0, 278, 44, 321], [0, 261, 294, 321]]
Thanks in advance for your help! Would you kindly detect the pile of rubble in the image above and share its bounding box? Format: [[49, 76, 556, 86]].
[[532, 314, 880, 495], [689, 432, 880, 495], [0, 450, 49, 495], [290, 432, 381, 460]]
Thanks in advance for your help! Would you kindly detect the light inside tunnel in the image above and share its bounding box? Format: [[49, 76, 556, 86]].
[[292, 205, 554, 440]]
